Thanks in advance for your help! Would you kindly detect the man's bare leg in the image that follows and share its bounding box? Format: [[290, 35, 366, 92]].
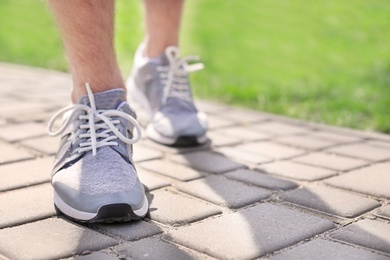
[[47, 0, 148, 223], [143, 0, 184, 58], [48, 0, 124, 103], [127, 0, 208, 146]]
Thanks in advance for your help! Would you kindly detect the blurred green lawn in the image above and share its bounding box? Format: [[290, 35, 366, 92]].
[[1, 0, 389, 133]]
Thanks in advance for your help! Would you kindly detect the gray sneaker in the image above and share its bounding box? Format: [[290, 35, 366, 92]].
[[127, 44, 208, 146], [47, 83, 148, 223]]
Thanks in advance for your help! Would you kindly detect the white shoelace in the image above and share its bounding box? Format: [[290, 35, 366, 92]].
[[157, 46, 204, 104], [47, 83, 141, 156]]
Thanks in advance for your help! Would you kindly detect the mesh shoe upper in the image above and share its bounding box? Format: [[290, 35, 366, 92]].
[[128, 44, 208, 143], [48, 84, 146, 213]]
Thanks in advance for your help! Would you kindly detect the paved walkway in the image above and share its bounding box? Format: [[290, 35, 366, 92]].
[[0, 63, 389, 260]]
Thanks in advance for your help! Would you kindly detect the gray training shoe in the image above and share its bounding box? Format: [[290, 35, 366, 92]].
[[127, 44, 208, 146], [47, 83, 148, 223]]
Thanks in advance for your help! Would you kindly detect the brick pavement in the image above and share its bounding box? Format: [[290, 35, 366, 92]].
[[0, 62, 389, 260]]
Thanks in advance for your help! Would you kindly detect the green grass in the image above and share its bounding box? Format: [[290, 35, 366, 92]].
[[1, 0, 390, 133]]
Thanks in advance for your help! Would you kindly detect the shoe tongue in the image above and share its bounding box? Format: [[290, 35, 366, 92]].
[[158, 52, 170, 66], [78, 88, 126, 110]]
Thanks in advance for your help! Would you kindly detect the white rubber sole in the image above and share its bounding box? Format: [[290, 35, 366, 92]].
[[146, 124, 207, 146], [53, 191, 149, 222]]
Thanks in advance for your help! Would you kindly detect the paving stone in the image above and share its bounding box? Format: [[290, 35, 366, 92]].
[[115, 237, 214, 260], [236, 142, 306, 160], [0, 157, 53, 191], [207, 114, 237, 129], [326, 143, 390, 161], [0, 142, 34, 164], [256, 161, 336, 181], [133, 145, 164, 162], [0, 119, 6, 127], [270, 239, 390, 260], [0, 122, 47, 142], [216, 146, 273, 165], [274, 135, 336, 150], [0, 102, 49, 119], [207, 131, 241, 147], [329, 219, 390, 255], [376, 205, 390, 220], [72, 252, 119, 260], [139, 159, 206, 181], [292, 152, 369, 171], [253, 122, 312, 135], [218, 126, 271, 141], [10, 110, 57, 124], [0, 218, 117, 260], [281, 185, 380, 218], [20, 136, 59, 155], [177, 175, 272, 208], [94, 220, 163, 241], [307, 131, 363, 143], [148, 188, 222, 226], [169, 151, 246, 174], [137, 168, 170, 191], [325, 163, 390, 199], [0, 253, 10, 260], [195, 100, 229, 114], [141, 138, 211, 154], [368, 140, 390, 149], [170, 203, 335, 259], [219, 108, 268, 123], [0, 183, 56, 228], [225, 169, 298, 190]]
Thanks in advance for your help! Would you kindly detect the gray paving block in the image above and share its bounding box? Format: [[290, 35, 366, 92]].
[[376, 205, 390, 220], [270, 239, 390, 260], [141, 138, 211, 154], [207, 131, 241, 147], [225, 169, 298, 190], [236, 142, 306, 160], [0, 102, 49, 120], [0, 143, 34, 164], [169, 151, 246, 174], [218, 126, 271, 141], [170, 203, 335, 259], [219, 108, 268, 124], [216, 147, 273, 165], [256, 161, 336, 181], [133, 145, 163, 162], [195, 100, 229, 114], [177, 175, 272, 208], [148, 188, 222, 226], [0, 183, 56, 228], [0, 157, 53, 191], [0, 218, 117, 260], [207, 114, 237, 129], [253, 122, 312, 135], [72, 252, 119, 260], [292, 152, 369, 171], [114, 237, 214, 260], [368, 140, 390, 149], [325, 163, 390, 199], [307, 131, 363, 143], [0, 122, 47, 142], [94, 220, 163, 241], [137, 168, 170, 191], [20, 136, 59, 155], [138, 159, 206, 181], [329, 219, 390, 254], [281, 185, 381, 218], [275, 134, 336, 150], [326, 143, 390, 161]]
